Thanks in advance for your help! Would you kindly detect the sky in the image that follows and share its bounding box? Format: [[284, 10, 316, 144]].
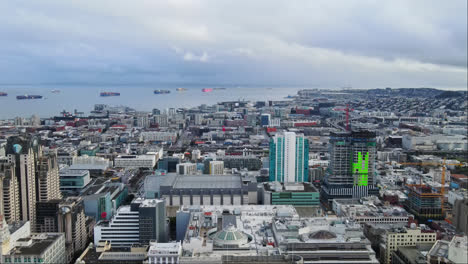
[[0, 0, 466, 89]]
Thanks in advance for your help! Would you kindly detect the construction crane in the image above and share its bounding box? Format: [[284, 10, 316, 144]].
[[333, 104, 354, 131], [390, 159, 464, 215]]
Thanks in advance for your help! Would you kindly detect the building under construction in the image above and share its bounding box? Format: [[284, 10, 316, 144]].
[[405, 184, 443, 221]]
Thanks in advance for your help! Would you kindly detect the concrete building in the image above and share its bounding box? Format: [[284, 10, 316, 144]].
[[34, 197, 88, 262], [147, 241, 182, 264], [322, 131, 379, 204], [1, 233, 66, 264], [453, 198, 468, 234], [176, 163, 197, 175], [4, 136, 41, 230], [114, 153, 157, 169], [333, 198, 413, 224], [208, 160, 224, 175], [269, 132, 309, 182], [94, 198, 166, 248], [59, 168, 91, 194], [36, 150, 62, 202], [273, 217, 379, 263], [0, 159, 20, 223], [82, 181, 128, 220], [0, 218, 31, 255], [383, 227, 436, 264], [447, 236, 468, 264]]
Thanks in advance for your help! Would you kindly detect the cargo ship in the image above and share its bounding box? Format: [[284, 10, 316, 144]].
[[0, 92, 7, 96], [176, 88, 187, 91], [16, 95, 43, 100], [213, 87, 226, 90], [154, 89, 171, 94], [100, 92, 120, 97], [202, 88, 213, 92], [51, 89, 61, 93]]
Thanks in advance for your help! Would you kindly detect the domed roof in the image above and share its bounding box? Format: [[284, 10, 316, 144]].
[[212, 224, 249, 247], [309, 230, 337, 240]]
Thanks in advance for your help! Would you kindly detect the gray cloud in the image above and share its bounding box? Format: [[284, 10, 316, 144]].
[[0, 0, 466, 89]]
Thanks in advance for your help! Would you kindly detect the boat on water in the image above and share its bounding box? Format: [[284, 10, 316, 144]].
[[0, 92, 7, 96], [51, 89, 60, 93], [16, 95, 43, 100], [100, 92, 120, 97], [202, 88, 213, 92], [213, 87, 226, 90], [176, 88, 187, 91], [154, 89, 171, 94]]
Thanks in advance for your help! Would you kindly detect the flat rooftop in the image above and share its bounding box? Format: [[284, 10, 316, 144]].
[[171, 174, 242, 189]]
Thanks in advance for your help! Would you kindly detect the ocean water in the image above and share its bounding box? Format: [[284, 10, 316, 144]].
[[0, 85, 306, 119]]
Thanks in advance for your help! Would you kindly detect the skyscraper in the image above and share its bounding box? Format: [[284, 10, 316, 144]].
[[2, 136, 62, 230], [269, 132, 309, 182], [321, 131, 379, 204], [4, 135, 41, 229]]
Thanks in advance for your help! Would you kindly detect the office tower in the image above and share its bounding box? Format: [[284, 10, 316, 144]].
[[261, 113, 271, 127], [209, 160, 224, 175], [269, 132, 309, 182], [37, 149, 62, 201], [152, 108, 161, 115], [94, 198, 166, 247], [321, 131, 378, 204], [0, 158, 20, 223], [5, 136, 41, 229]]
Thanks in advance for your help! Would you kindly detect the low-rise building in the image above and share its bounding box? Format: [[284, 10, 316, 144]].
[[59, 168, 91, 194], [383, 226, 436, 264], [147, 241, 182, 264], [114, 154, 157, 169], [1, 233, 66, 264]]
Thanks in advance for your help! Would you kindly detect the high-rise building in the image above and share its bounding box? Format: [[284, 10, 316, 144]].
[[35, 197, 88, 263], [321, 131, 378, 204], [94, 198, 166, 247], [0, 158, 20, 223], [37, 149, 62, 202], [4, 136, 41, 230], [405, 185, 443, 220], [269, 132, 309, 182]]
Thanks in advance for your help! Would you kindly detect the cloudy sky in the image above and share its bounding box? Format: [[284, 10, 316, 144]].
[[0, 0, 466, 89]]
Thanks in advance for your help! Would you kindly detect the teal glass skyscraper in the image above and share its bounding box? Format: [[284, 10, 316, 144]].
[[269, 132, 309, 182]]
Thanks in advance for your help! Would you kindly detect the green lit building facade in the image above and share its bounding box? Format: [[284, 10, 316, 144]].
[[321, 131, 379, 203]]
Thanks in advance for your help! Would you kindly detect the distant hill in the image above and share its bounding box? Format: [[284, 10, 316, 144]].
[[435, 90, 463, 98], [346, 87, 466, 98]]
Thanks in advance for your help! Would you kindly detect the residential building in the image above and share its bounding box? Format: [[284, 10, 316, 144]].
[[37, 150, 62, 202], [269, 132, 309, 182]]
